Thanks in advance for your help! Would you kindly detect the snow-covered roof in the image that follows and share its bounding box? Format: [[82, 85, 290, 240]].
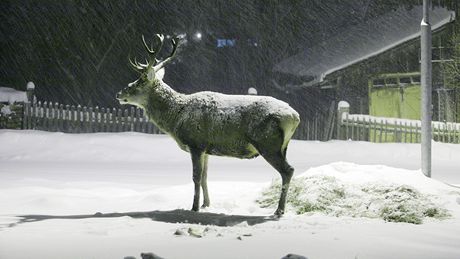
[[273, 6, 456, 87], [0, 87, 28, 104]]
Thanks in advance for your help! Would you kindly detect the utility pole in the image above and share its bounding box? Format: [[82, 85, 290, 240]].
[[421, 0, 432, 177]]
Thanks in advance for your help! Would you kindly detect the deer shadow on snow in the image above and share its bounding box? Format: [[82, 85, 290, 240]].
[[11, 209, 277, 228]]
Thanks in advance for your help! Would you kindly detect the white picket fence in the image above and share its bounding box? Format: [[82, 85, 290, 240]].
[[337, 101, 460, 143], [22, 100, 334, 141], [18, 99, 460, 144], [23, 101, 163, 134]]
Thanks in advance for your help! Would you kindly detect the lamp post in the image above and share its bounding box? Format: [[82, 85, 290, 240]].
[[421, 0, 432, 177], [26, 81, 35, 104]]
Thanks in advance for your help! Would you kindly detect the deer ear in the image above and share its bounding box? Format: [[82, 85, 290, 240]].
[[155, 67, 165, 81]]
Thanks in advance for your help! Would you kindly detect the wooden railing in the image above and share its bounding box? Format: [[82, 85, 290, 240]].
[[337, 101, 460, 143], [20, 100, 336, 141], [23, 101, 162, 134]]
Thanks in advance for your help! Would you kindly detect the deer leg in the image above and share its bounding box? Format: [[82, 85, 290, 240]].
[[190, 149, 205, 212], [201, 154, 210, 208], [276, 164, 294, 216], [260, 151, 294, 216]]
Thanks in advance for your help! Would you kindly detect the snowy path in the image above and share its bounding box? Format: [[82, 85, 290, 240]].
[[0, 130, 459, 259]]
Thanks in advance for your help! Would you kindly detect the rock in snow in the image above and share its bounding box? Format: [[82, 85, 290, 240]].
[[281, 254, 308, 259], [141, 252, 165, 259], [187, 227, 203, 238]]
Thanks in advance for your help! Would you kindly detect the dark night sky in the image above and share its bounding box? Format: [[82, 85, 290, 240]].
[[0, 0, 456, 109]]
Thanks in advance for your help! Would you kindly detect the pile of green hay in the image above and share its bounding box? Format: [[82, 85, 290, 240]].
[[257, 175, 449, 224]]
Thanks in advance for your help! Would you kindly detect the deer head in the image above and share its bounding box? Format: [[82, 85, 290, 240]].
[[116, 34, 179, 106]]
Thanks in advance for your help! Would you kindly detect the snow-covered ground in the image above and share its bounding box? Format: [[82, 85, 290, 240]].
[[0, 130, 459, 259]]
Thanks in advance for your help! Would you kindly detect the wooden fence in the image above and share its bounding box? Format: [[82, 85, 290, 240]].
[[293, 109, 336, 141], [12, 99, 460, 144], [23, 101, 162, 134], [337, 101, 460, 143], [21, 100, 336, 140]]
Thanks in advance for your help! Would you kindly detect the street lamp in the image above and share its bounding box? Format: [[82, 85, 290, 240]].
[[194, 32, 202, 41]]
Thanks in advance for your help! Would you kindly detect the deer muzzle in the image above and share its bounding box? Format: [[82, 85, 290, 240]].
[[116, 91, 129, 104]]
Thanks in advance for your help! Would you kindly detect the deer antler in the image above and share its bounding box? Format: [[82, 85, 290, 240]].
[[154, 36, 179, 72], [129, 56, 146, 73], [142, 34, 164, 71], [129, 34, 178, 73]]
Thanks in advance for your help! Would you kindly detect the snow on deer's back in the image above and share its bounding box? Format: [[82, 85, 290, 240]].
[[175, 91, 300, 158]]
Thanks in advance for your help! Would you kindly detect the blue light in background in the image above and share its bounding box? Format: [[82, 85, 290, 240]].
[[217, 39, 236, 48]]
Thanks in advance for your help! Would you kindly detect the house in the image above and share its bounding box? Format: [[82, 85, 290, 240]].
[[273, 6, 457, 122], [0, 87, 28, 104]]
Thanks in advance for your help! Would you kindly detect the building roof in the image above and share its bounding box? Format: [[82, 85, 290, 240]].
[[273, 6, 456, 87], [0, 87, 28, 104]]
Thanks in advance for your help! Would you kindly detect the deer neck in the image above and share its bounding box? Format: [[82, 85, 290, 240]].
[[142, 80, 184, 132]]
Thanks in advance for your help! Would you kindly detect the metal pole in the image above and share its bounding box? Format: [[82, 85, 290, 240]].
[[421, 0, 432, 177]]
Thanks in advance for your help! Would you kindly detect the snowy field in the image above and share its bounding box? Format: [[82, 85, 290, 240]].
[[0, 130, 459, 259]]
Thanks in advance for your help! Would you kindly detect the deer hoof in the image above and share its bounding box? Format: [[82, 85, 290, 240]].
[[274, 209, 285, 217], [191, 206, 200, 212], [201, 204, 209, 209]]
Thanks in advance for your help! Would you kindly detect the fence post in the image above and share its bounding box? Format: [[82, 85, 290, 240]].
[[76, 105, 82, 134], [37, 101, 43, 130], [51, 102, 57, 132], [88, 107, 94, 133], [42, 101, 48, 131], [47, 101, 53, 131], [129, 107, 135, 132], [141, 114, 147, 133], [393, 120, 398, 143], [63, 105, 69, 132], [366, 117, 370, 142], [457, 125, 460, 144], [46, 102, 51, 131], [70, 105, 76, 133], [105, 107, 111, 132], [111, 108, 116, 132], [29, 102, 34, 130], [371, 118, 376, 142], [82, 106, 87, 133], [57, 103, 63, 132], [337, 101, 349, 140], [116, 108, 122, 132], [23, 102, 30, 129], [104, 108, 108, 132], [95, 106, 101, 132], [50, 102, 54, 131], [120, 108, 125, 132], [444, 122, 448, 143], [135, 108, 141, 132], [358, 117, 362, 141], [123, 108, 129, 132]]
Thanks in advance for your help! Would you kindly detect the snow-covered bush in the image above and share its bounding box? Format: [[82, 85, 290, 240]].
[[257, 174, 450, 224], [0, 105, 13, 115], [0, 103, 22, 129]]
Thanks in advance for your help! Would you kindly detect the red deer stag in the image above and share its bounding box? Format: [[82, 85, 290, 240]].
[[116, 34, 300, 215]]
